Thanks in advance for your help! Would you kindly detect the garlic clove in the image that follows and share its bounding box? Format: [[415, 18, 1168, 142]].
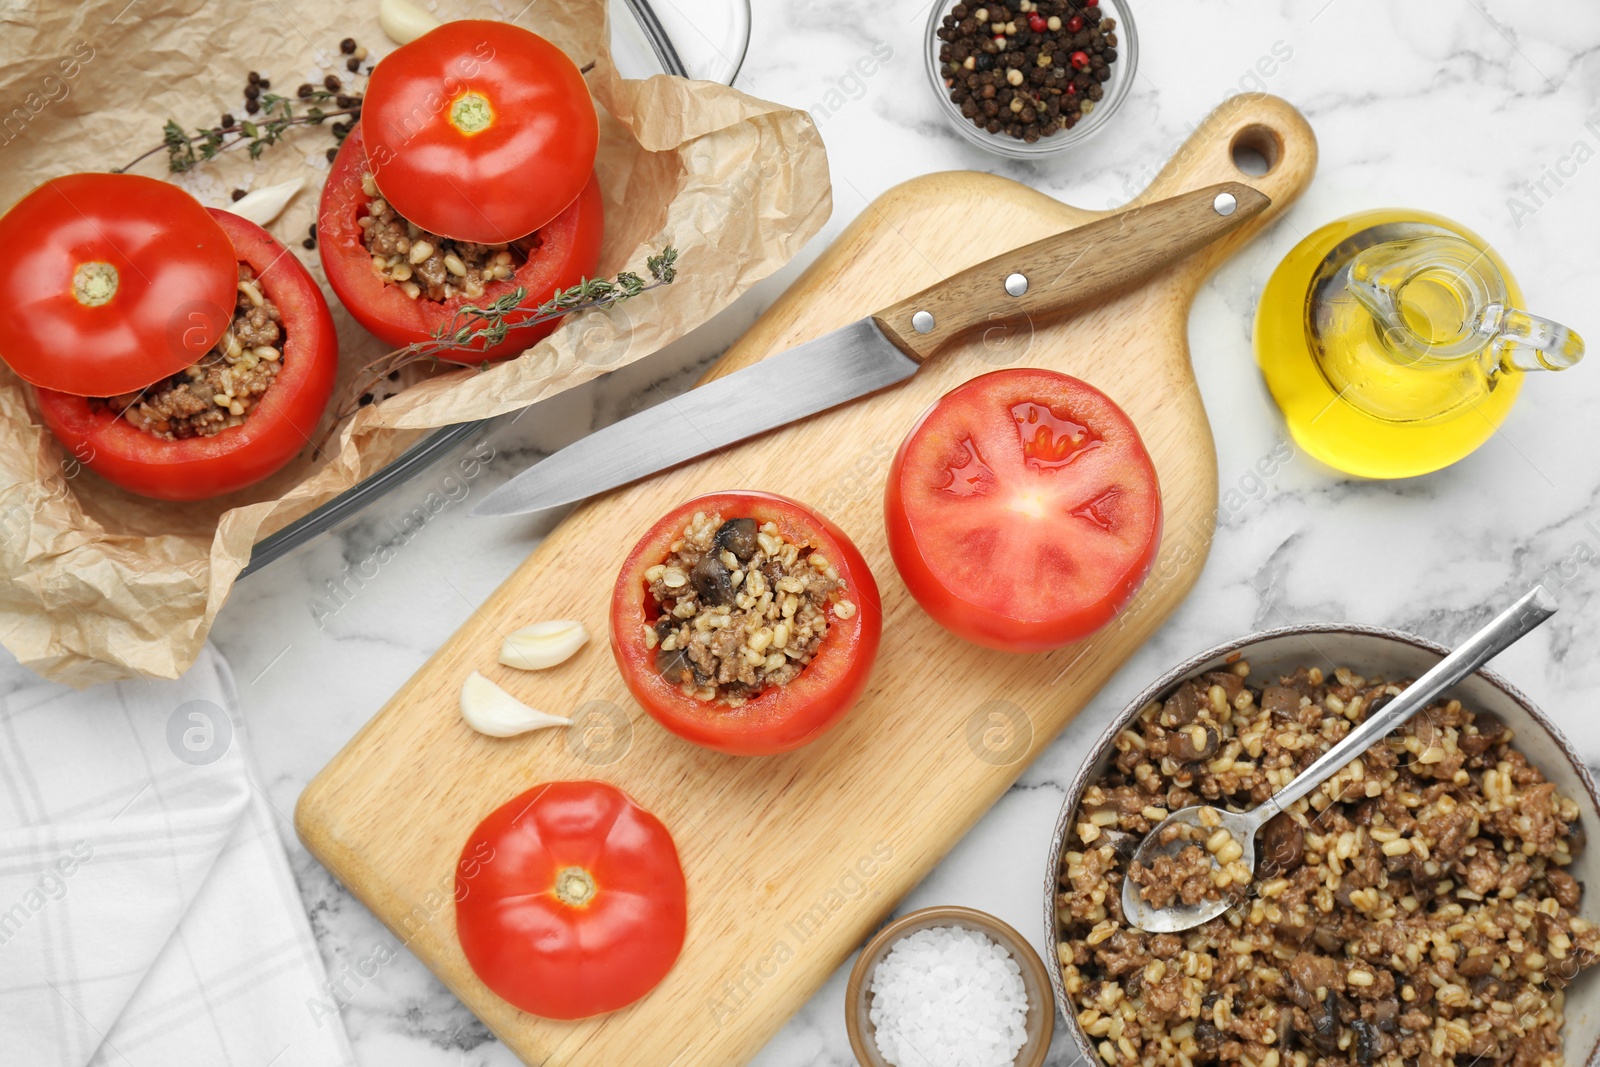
[[499, 620, 589, 671], [460, 671, 570, 738], [379, 0, 442, 45], [227, 178, 304, 226]]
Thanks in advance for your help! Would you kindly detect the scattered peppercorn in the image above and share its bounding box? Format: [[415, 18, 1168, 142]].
[[340, 37, 357, 54], [302, 238, 317, 249], [247, 71, 260, 85], [936, 0, 1119, 143], [245, 98, 261, 115], [244, 83, 260, 100], [220, 112, 235, 128], [323, 74, 341, 92], [258, 78, 270, 90], [297, 82, 315, 98], [346, 56, 362, 73], [325, 146, 339, 162], [231, 188, 248, 201]]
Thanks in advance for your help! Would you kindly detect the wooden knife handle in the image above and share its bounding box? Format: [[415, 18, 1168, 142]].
[[871, 181, 1270, 363]]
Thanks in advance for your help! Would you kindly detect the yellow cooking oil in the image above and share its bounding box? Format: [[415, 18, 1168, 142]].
[[1254, 209, 1583, 479]]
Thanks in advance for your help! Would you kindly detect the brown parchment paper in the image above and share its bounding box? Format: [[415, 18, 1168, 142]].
[[0, 0, 831, 685]]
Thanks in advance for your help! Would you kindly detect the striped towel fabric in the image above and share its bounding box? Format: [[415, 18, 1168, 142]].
[[0, 646, 354, 1067]]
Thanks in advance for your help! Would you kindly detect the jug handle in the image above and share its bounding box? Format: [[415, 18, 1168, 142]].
[[1484, 306, 1586, 374]]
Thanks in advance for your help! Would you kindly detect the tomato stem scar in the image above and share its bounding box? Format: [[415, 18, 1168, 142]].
[[72, 262, 119, 307], [449, 92, 493, 134], [554, 866, 597, 907]]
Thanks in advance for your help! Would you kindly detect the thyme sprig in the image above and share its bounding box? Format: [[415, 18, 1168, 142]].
[[335, 247, 680, 421], [115, 90, 361, 174]]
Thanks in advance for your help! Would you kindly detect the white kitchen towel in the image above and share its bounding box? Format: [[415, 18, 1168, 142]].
[[0, 645, 355, 1067]]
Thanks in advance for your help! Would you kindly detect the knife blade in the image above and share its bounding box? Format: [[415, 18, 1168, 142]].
[[473, 181, 1269, 517]]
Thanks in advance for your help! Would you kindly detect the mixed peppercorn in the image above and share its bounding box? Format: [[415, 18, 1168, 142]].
[[936, 0, 1119, 143]]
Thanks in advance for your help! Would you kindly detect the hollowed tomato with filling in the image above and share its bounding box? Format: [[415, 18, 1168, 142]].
[[0, 177, 338, 502], [611, 491, 882, 757], [318, 121, 603, 360]]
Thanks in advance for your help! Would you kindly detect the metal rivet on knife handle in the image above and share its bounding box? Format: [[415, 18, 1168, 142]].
[[1005, 273, 1029, 297], [912, 310, 936, 334], [1213, 191, 1238, 217]]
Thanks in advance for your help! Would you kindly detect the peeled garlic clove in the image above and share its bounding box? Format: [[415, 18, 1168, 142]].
[[227, 178, 304, 226], [379, 0, 441, 45], [460, 671, 570, 738], [499, 620, 589, 671]]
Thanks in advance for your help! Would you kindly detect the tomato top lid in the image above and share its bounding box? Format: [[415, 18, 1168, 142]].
[[362, 20, 600, 244], [0, 173, 238, 397]]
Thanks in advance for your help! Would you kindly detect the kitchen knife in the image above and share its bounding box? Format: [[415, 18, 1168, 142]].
[[473, 182, 1269, 517]]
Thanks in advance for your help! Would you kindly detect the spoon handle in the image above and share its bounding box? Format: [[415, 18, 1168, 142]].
[[1257, 586, 1558, 824]]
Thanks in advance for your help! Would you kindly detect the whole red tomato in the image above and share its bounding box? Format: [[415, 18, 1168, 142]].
[[362, 20, 598, 243], [33, 209, 338, 501], [885, 369, 1161, 651], [455, 780, 686, 1020], [0, 173, 237, 395], [319, 121, 603, 360], [611, 491, 882, 756]]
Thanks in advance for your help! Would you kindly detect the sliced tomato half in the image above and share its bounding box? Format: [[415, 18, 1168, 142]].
[[611, 491, 882, 757], [33, 209, 338, 502], [318, 121, 603, 361], [885, 369, 1162, 652]]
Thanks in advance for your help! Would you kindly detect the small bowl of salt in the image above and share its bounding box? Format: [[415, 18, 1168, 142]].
[[846, 905, 1054, 1067]]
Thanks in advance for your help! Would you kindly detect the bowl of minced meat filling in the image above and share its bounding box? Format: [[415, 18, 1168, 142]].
[[643, 510, 850, 706], [96, 264, 283, 439], [1044, 626, 1600, 1067]]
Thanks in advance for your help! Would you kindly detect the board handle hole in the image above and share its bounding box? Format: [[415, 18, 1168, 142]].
[[1230, 124, 1281, 177]]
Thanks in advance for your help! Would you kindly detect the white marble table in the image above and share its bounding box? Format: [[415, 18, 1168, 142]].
[[44, 2, 1600, 1064]]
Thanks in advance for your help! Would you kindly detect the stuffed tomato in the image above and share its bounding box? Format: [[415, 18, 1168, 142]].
[[611, 491, 882, 757], [320, 20, 604, 359], [0, 174, 337, 501]]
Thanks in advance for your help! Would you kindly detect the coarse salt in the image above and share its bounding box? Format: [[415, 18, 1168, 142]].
[[868, 924, 1030, 1067]]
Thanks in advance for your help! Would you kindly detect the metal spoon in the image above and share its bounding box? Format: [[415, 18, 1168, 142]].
[[1121, 586, 1558, 934]]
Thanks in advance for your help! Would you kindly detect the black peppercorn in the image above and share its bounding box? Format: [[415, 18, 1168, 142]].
[[340, 37, 357, 53], [302, 238, 317, 249], [297, 83, 314, 98], [220, 112, 235, 128], [247, 71, 260, 84], [975, 53, 993, 71], [324, 74, 341, 91], [258, 78, 270, 89], [326, 146, 339, 162], [347, 57, 362, 73], [230, 188, 248, 201], [245, 98, 260, 114], [244, 84, 260, 100]]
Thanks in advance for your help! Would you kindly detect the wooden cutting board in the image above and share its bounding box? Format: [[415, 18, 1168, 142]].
[[296, 94, 1316, 1066]]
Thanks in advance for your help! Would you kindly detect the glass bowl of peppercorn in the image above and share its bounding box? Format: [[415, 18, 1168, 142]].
[[928, 0, 1137, 159]]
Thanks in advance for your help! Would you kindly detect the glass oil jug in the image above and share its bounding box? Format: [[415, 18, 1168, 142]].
[[1254, 209, 1584, 478]]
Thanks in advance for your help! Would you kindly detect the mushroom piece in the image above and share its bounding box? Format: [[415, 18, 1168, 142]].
[[1170, 722, 1221, 763], [1258, 812, 1305, 877], [713, 517, 759, 562], [691, 554, 735, 605], [656, 647, 693, 684]]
